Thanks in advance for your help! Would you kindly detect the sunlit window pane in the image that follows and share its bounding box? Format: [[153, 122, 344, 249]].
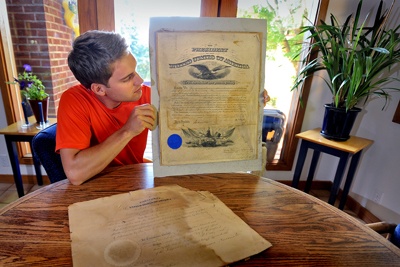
[[114, 0, 201, 82], [237, 0, 319, 162]]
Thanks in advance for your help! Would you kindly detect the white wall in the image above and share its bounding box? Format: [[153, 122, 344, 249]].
[[0, 94, 37, 176], [0, 0, 37, 176], [1, 0, 399, 223], [0, 91, 12, 173], [268, 0, 400, 223]]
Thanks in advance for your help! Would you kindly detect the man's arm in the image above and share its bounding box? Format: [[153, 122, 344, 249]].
[[60, 104, 157, 185]]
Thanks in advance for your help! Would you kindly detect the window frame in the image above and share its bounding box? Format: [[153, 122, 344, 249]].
[[0, 3, 32, 164]]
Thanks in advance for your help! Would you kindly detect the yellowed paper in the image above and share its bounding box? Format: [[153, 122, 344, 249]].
[[156, 31, 262, 166], [68, 185, 271, 266]]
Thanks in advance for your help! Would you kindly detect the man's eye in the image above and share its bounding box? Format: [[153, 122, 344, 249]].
[[124, 74, 134, 82]]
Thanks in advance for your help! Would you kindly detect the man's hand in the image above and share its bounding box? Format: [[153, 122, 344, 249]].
[[263, 89, 270, 107], [126, 104, 158, 134], [148, 104, 158, 131]]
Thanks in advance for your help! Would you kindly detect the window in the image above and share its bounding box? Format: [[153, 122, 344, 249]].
[[237, 0, 321, 166], [114, 0, 202, 82]]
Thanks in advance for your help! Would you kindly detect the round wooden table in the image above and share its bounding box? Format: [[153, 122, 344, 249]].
[[0, 163, 399, 266]]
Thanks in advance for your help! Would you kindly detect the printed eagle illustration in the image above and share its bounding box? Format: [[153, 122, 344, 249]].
[[189, 64, 231, 80], [182, 127, 235, 147]]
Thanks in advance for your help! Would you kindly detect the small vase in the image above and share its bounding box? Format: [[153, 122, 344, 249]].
[[21, 101, 31, 126], [320, 104, 361, 141], [28, 97, 49, 124], [21, 96, 34, 117]]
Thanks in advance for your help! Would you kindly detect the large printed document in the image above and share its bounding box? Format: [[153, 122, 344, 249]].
[[68, 185, 272, 266], [150, 17, 267, 177], [157, 31, 260, 165]]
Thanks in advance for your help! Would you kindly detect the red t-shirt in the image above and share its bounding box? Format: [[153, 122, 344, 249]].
[[56, 84, 151, 166]]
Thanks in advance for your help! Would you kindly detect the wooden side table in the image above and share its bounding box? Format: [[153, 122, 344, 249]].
[[0, 116, 56, 197], [291, 128, 373, 210]]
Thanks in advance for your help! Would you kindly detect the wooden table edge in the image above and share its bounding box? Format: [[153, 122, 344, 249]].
[[0, 179, 69, 215], [1, 170, 399, 257], [260, 177, 400, 255]]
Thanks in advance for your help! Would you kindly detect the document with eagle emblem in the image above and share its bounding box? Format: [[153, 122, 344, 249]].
[[149, 17, 267, 177]]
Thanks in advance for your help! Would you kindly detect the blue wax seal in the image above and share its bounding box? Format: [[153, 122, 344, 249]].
[[167, 134, 182, 149]]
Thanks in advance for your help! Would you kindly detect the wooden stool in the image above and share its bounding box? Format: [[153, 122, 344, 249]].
[[292, 128, 373, 210]]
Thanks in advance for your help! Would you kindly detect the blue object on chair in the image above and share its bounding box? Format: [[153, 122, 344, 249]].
[[262, 109, 286, 143], [392, 224, 400, 248], [262, 109, 286, 163], [32, 123, 67, 183]]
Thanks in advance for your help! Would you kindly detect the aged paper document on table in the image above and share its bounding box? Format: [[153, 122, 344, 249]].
[[150, 17, 267, 177], [68, 185, 271, 266]]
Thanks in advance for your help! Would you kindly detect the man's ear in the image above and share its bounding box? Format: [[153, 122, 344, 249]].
[[90, 83, 106, 96]]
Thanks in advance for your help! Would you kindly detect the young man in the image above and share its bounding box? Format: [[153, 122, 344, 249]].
[[56, 31, 157, 185]]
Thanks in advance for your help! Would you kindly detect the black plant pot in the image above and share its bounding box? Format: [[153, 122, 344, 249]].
[[320, 104, 361, 141]]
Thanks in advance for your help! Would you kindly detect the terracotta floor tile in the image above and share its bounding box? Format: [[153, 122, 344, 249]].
[[6, 183, 34, 193], [29, 184, 45, 192], [0, 183, 37, 204], [0, 183, 13, 191], [0, 190, 20, 204], [0, 203, 10, 211]]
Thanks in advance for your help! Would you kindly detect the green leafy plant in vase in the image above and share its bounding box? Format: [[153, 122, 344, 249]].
[[291, 0, 400, 141], [10, 64, 49, 124]]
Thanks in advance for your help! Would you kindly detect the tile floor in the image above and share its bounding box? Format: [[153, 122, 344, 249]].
[[0, 182, 44, 211], [309, 188, 366, 224], [0, 181, 366, 224]]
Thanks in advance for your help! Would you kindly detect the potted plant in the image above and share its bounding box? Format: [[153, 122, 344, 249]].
[[291, 0, 400, 141], [10, 64, 49, 124]]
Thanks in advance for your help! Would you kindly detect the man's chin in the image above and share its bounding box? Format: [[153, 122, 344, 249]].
[[131, 89, 142, 101]]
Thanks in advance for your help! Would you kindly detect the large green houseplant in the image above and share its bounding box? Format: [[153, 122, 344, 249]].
[[292, 0, 400, 140]]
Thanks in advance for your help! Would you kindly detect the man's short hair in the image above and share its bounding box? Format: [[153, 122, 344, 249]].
[[68, 30, 129, 89]]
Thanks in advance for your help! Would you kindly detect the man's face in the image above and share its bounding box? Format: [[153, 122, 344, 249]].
[[105, 52, 144, 103]]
